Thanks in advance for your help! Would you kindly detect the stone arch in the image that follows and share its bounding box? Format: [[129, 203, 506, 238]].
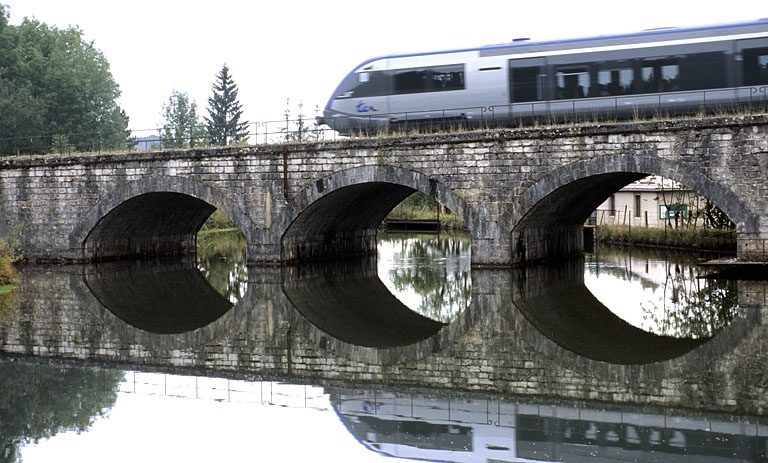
[[280, 165, 474, 263], [69, 176, 254, 261], [505, 153, 758, 264]]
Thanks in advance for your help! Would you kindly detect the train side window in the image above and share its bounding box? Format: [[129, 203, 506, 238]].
[[555, 67, 590, 99], [597, 67, 634, 96], [510, 66, 543, 102], [392, 64, 465, 95], [641, 59, 679, 93], [743, 47, 768, 85]]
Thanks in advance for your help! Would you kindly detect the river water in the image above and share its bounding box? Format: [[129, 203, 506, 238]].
[[1, 232, 766, 462]]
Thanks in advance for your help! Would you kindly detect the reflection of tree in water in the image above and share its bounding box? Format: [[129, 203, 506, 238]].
[[0, 291, 17, 327], [640, 264, 738, 339], [382, 234, 471, 323], [0, 362, 123, 462], [196, 230, 249, 305], [587, 245, 738, 339]]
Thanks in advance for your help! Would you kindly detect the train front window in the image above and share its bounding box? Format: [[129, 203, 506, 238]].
[[744, 47, 768, 85], [335, 70, 391, 99]]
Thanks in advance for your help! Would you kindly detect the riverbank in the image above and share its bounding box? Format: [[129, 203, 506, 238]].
[[594, 224, 736, 252], [0, 231, 20, 289]]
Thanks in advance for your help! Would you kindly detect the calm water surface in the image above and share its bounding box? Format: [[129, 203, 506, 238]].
[[1, 232, 762, 462]]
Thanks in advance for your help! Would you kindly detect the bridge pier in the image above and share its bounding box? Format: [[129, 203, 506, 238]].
[[511, 225, 585, 267]]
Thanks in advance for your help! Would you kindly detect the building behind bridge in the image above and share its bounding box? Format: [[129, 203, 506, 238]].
[[593, 176, 703, 229]]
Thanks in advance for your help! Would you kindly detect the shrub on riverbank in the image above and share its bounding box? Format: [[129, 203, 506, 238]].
[[595, 224, 736, 251], [387, 192, 466, 231], [0, 230, 21, 288], [200, 210, 238, 233]]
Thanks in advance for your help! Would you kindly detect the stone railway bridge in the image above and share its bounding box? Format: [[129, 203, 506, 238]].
[[1, 115, 768, 266]]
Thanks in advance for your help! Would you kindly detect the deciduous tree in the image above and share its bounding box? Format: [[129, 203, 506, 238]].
[[0, 5, 130, 154], [161, 90, 207, 148]]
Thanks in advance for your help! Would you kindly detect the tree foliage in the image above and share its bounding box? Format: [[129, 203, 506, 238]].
[[205, 64, 249, 146], [0, 362, 122, 462], [161, 89, 207, 148], [0, 5, 130, 154]]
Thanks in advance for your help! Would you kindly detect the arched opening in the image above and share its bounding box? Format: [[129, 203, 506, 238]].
[[81, 192, 248, 333], [281, 170, 473, 346], [512, 169, 742, 362], [83, 192, 216, 261]]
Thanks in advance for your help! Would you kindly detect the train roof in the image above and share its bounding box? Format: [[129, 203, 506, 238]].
[[361, 18, 768, 64]]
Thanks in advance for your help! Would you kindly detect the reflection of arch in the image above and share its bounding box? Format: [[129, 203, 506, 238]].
[[505, 261, 759, 383], [69, 176, 254, 261], [510, 259, 706, 365], [282, 165, 475, 263], [282, 259, 445, 347], [83, 259, 232, 334]]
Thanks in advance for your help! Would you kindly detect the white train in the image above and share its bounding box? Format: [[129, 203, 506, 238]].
[[319, 19, 768, 134]]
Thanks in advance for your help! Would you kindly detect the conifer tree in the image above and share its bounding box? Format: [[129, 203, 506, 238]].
[[205, 64, 249, 146]]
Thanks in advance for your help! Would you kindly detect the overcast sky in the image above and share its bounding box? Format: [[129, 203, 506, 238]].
[[5, 1, 767, 134]]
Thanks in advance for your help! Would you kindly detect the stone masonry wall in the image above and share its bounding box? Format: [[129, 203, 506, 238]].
[[0, 115, 767, 265]]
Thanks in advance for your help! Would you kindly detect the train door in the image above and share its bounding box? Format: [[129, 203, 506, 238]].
[[508, 57, 548, 120], [739, 39, 768, 86]]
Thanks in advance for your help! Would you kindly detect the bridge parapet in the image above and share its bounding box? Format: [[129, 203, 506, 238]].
[[0, 115, 767, 265]]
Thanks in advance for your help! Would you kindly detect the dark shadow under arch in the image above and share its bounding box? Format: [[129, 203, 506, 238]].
[[281, 165, 475, 263], [510, 153, 757, 234], [506, 154, 758, 264], [69, 176, 254, 261]]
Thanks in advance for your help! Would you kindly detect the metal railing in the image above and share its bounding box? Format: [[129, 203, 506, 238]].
[[1, 85, 766, 155], [120, 370, 332, 410]]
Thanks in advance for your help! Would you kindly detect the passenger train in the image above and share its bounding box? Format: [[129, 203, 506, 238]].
[[319, 19, 768, 134]]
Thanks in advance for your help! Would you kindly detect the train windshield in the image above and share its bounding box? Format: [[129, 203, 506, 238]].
[[335, 70, 391, 99]]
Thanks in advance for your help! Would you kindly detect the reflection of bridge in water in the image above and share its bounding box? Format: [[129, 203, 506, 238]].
[[1, 257, 768, 419], [40, 366, 768, 462]]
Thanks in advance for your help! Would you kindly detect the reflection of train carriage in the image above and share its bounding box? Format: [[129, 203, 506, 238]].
[[331, 391, 768, 461], [320, 19, 768, 134]]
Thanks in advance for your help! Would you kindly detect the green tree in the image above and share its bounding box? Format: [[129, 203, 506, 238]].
[[0, 5, 130, 154], [161, 89, 207, 148], [205, 64, 249, 146]]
